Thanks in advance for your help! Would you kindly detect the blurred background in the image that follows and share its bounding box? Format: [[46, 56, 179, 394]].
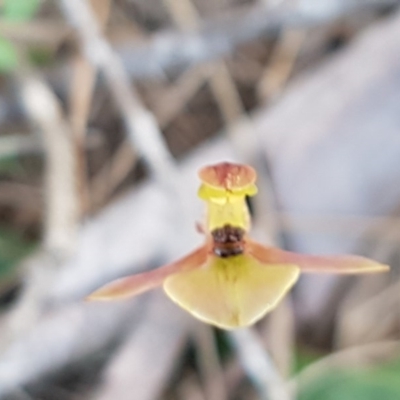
[[0, 0, 400, 399]]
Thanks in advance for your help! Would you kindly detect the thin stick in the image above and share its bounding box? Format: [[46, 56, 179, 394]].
[[193, 324, 227, 400], [258, 29, 306, 102], [229, 329, 292, 400], [0, 132, 101, 160], [263, 298, 295, 377], [90, 140, 137, 209], [115, 0, 399, 79], [59, 0, 178, 184], [0, 134, 39, 159], [163, 0, 245, 135], [19, 75, 79, 254], [0, 20, 70, 46], [68, 0, 112, 215]]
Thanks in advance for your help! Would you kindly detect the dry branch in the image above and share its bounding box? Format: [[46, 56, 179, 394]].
[[115, 0, 399, 79], [90, 140, 137, 209], [0, 20, 70, 46], [59, 0, 178, 185], [93, 294, 192, 400], [0, 299, 145, 397], [193, 323, 227, 400], [68, 0, 112, 215], [0, 132, 102, 159], [0, 134, 40, 158], [20, 75, 80, 254], [229, 329, 291, 400]]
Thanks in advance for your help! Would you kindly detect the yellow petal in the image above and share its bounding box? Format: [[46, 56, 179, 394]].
[[163, 254, 299, 329], [247, 240, 390, 274], [87, 246, 208, 301]]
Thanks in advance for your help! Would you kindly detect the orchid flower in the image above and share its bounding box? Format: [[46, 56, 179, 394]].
[[88, 162, 389, 330]]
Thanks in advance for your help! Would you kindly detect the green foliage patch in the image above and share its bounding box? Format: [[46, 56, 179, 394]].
[[0, 228, 34, 280], [0, 37, 17, 72], [298, 360, 400, 400], [0, 0, 42, 72], [3, 0, 41, 22]]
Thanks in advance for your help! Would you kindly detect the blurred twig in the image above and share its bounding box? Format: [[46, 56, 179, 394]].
[[56, 4, 203, 400], [19, 75, 79, 254], [193, 324, 227, 400], [0, 134, 39, 159], [0, 299, 145, 397], [334, 203, 400, 346], [177, 374, 206, 400], [163, 0, 245, 132], [0, 182, 41, 212], [262, 298, 295, 377], [0, 20, 70, 46], [337, 276, 400, 347], [0, 133, 102, 160], [229, 328, 292, 400], [0, 74, 81, 351], [93, 294, 192, 400], [90, 140, 137, 209], [278, 212, 400, 240], [59, 0, 178, 185], [68, 0, 112, 215], [153, 65, 212, 128], [116, 0, 399, 79], [59, 0, 199, 268], [258, 29, 306, 102]]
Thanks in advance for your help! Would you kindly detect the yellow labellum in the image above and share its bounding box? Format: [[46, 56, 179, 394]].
[[164, 254, 300, 329]]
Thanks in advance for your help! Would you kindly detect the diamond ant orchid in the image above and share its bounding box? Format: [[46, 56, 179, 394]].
[[88, 162, 389, 329]]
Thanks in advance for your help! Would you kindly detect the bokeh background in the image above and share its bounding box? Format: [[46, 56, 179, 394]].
[[0, 0, 400, 399]]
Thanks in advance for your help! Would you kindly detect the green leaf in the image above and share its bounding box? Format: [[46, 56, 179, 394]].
[[0, 228, 35, 280], [299, 361, 400, 400], [0, 38, 17, 72], [294, 347, 324, 374], [0, 156, 19, 172], [28, 46, 53, 67], [3, 0, 41, 21]]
